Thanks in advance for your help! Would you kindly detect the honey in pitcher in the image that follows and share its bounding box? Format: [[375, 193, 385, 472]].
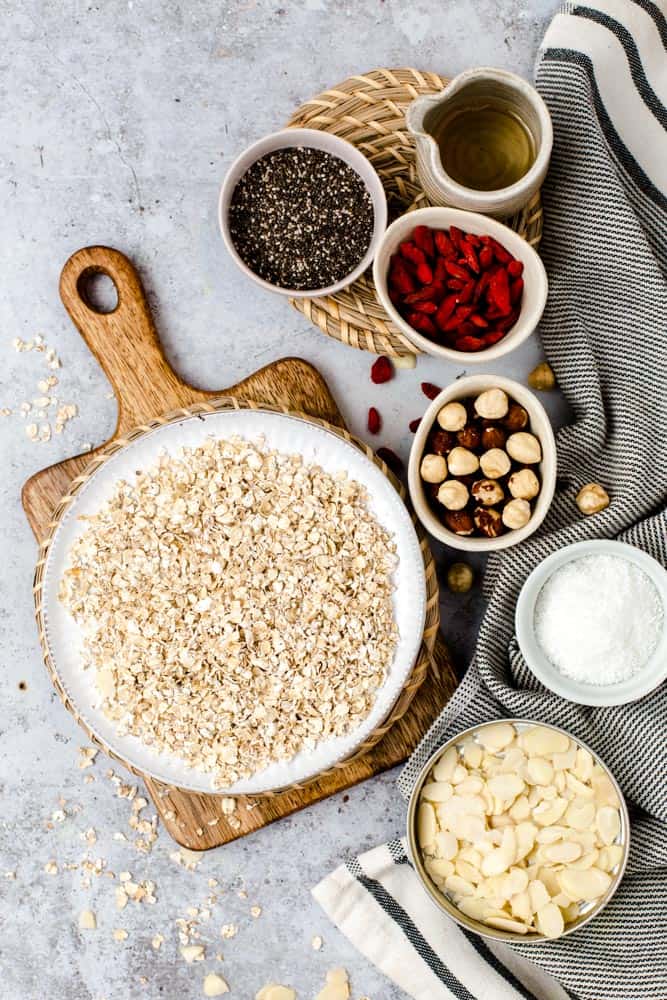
[[432, 104, 536, 192]]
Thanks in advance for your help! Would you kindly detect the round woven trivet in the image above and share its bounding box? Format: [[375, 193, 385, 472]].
[[287, 67, 544, 357], [33, 397, 440, 797]]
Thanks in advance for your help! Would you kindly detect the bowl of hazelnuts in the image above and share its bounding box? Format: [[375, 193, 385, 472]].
[[408, 375, 556, 550]]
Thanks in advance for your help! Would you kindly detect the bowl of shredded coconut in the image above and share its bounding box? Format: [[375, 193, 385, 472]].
[[516, 540, 667, 706]]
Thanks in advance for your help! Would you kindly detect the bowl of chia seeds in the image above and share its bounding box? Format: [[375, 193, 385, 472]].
[[219, 128, 387, 297]]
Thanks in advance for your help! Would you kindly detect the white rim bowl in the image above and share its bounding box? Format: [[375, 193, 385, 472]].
[[373, 206, 548, 361], [218, 128, 388, 298], [408, 374, 556, 552], [516, 539, 667, 706]]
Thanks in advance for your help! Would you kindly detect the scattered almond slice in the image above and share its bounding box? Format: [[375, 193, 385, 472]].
[[256, 986, 297, 1000], [181, 944, 206, 963], [316, 968, 351, 1000], [203, 973, 230, 997], [220, 924, 237, 939], [311, 935, 323, 950]]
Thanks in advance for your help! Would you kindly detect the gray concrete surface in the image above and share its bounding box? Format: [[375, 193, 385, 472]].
[[1, 2, 564, 998]]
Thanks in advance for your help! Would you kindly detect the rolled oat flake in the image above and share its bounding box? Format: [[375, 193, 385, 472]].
[[228, 146, 374, 290], [534, 554, 664, 684]]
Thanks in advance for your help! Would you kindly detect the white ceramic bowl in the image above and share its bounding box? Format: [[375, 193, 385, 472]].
[[373, 206, 548, 361], [408, 374, 556, 552], [516, 540, 667, 706], [219, 128, 387, 298], [406, 719, 629, 943]]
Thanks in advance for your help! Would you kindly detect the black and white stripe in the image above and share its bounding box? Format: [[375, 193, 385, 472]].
[[314, 3, 667, 998]]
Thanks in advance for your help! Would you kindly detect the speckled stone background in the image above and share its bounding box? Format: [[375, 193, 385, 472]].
[[1, 2, 566, 998]]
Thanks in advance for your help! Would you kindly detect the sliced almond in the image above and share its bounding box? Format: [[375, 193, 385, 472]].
[[434, 830, 458, 861], [528, 879, 551, 912], [78, 909, 96, 930], [462, 742, 483, 769], [523, 726, 570, 756], [421, 781, 453, 803], [484, 915, 529, 934], [433, 747, 458, 782], [478, 723, 516, 752], [536, 902, 564, 939], [559, 867, 612, 902], [256, 987, 297, 1000], [417, 803, 437, 850], [597, 844, 624, 872], [543, 841, 582, 864], [596, 806, 620, 846], [444, 874, 475, 898], [524, 758, 554, 786], [203, 973, 230, 997], [532, 797, 568, 827], [564, 798, 596, 831], [487, 774, 525, 803]]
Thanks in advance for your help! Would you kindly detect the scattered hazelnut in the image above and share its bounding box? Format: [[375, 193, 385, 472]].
[[474, 388, 509, 420], [437, 479, 469, 511], [528, 361, 556, 390], [457, 424, 482, 450], [471, 479, 504, 506], [437, 401, 467, 432], [576, 482, 610, 515], [481, 425, 506, 450], [430, 429, 457, 455], [443, 509, 475, 535], [420, 454, 448, 484], [509, 468, 540, 500], [502, 498, 532, 529], [506, 432, 542, 464], [479, 448, 511, 479], [447, 446, 479, 477], [446, 562, 474, 593], [473, 506, 503, 538], [503, 402, 529, 431]]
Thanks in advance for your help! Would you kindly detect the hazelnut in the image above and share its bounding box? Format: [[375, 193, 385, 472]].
[[576, 482, 610, 515], [447, 562, 474, 593], [479, 448, 511, 479], [437, 401, 467, 432], [508, 468, 540, 500], [447, 446, 479, 477], [474, 388, 509, 420], [471, 479, 504, 506], [481, 425, 506, 450], [430, 429, 457, 455], [443, 509, 475, 536], [506, 432, 542, 464], [502, 498, 532, 529], [503, 402, 529, 431], [457, 424, 482, 450], [420, 453, 448, 484], [528, 361, 556, 391], [473, 506, 503, 538], [437, 479, 469, 511]]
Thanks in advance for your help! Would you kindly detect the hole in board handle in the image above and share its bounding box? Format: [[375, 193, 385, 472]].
[[77, 268, 119, 314]]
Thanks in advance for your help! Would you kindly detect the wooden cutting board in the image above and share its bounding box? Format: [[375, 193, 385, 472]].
[[23, 245, 458, 849]]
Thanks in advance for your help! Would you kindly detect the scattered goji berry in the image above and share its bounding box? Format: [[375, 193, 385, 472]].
[[421, 382, 442, 400], [370, 355, 394, 384], [409, 418, 421, 433], [367, 406, 381, 434]]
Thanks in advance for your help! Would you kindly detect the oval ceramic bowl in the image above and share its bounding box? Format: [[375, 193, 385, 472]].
[[38, 408, 426, 795], [406, 719, 630, 944], [219, 127, 388, 298], [516, 539, 667, 706], [373, 206, 548, 362], [408, 374, 556, 552]]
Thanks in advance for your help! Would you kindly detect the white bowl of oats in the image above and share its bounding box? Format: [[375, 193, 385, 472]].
[[37, 407, 426, 794]]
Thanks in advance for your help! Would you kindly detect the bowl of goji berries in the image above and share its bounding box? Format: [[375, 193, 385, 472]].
[[373, 206, 548, 361]]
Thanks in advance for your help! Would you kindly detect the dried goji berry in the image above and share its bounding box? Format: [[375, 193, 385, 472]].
[[483, 329, 506, 346], [370, 355, 394, 384], [421, 382, 442, 400], [434, 231, 456, 257], [400, 241, 428, 269], [507, 259, 524, 278], [444, 260, 470, 281], [404, 282, 444, 305], [434, 256, 449, 282], [449, 225, 464, 250], [413, 225, 435, 257], [407, 312, 437, 337], [466, 232, 481, 247], [435, 294, 458, 328], [447, 278, 465, 291], [416, 262, 434, 284], [479, 245, 494, 270], [454, 335, 487, 352], [470, 314, 488, 328], [409, 418, 421, 433], [460, 240, 480, 274], [510, 277, 524, 305], [367, 406, 381, 434], [488, 236, 512, 264], [488, 267, 511, 315], [456, 280, 475, 305], [413, 299, 438, 314], [376, 447, 404, 476]]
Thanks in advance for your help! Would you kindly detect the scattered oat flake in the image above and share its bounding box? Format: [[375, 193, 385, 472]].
[[250, 905, 262, 918], [208, 878, 218, 888], [83, 827, 97, 845], [78, 747, 98, 769], [78, 909, 97, 930], [26, 423, 38, 440], [220, 797, 236, 816], [51, 809, 66, 823], [220, 924, 237, 940], [44, 860, 58, 875], [3, 871, 16, 880], [113, 928, 128, 942], [312, 935, 323, 950], [0, 407, 11, 417], [152, 934, 164, 950]]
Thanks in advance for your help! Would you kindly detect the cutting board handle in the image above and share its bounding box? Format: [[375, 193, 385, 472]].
[[60, 246, 205, 433]]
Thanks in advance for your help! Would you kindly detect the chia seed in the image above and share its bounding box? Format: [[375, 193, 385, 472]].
[[228, 146, 374, 291]]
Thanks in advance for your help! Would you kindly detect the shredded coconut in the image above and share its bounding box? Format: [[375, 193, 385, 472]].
[[534, 554, 664, 684]]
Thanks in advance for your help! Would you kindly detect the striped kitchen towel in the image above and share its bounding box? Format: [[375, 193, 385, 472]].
[[313, 3, 667, 998]]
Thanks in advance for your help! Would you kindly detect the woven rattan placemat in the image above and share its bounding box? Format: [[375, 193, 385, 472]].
[[288, 67, 543, 357]]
